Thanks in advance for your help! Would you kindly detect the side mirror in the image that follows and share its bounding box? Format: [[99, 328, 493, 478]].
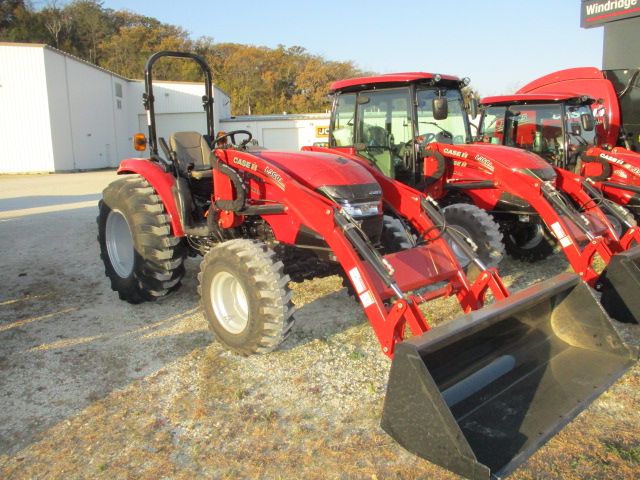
[[433, 97, 448, 121], [468, 98, 478, 119], [581, 113, 595, 132], [355, 143, 368, 151]]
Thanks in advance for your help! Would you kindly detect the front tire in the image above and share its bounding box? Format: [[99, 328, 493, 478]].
[[380, 215, 414, 253], [502, 222, 557, 262], [441, 204, 505, 270], [97, 175, 187, 303], [198, 239, 295, 355]]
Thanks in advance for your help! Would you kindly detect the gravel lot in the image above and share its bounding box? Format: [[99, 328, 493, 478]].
[[0, 171, 638, 480]]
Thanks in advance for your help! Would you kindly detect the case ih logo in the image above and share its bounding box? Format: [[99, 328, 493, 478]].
[[581, 0, 640, 27], [443, 148, 469, 159], [233, 157, 258, 171], [600, 153, 640, 175]]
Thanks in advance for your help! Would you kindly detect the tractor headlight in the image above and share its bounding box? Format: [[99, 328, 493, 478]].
[[341, 200, 382, 218], [317, 183, 383, 218]]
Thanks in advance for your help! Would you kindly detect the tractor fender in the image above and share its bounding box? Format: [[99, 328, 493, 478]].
[[581, 154, 612, 182], [117, 158, 185, 236]]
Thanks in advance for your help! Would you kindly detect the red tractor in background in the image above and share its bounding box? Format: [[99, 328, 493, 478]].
[[478, 92, 640, 226], [516, 67, 640, 151], [97, 52, 636, 480], [506, 68, 640, 222], [316, 72, 640, 325]]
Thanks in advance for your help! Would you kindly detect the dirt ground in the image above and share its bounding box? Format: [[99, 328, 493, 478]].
[[0, 171, 638, 480]]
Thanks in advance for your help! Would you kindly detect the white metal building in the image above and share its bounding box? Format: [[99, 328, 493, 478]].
[[0, 43, 231, 173], [0, 43, 331, 174], [219, 113, 331, 150]]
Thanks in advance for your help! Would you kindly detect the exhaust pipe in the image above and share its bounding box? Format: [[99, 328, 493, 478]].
[[381, 273, 635, 480]]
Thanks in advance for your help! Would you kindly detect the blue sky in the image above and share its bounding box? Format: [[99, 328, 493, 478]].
[[100, 0, 604, 98]]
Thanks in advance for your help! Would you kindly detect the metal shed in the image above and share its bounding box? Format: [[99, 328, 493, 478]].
[[0, 43, 231, 174], [219, 113, 331, 150]]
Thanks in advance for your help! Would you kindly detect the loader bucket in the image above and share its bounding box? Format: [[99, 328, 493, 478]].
[[598, 246, 640, 324], [381, 273, 635, 480]]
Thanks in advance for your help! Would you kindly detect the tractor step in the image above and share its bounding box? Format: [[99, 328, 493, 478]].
[[184, 224, 210, 236]]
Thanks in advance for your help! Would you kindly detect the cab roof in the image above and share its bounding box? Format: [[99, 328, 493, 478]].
[[480, 92, 595, 107], [330, 72, 462, 93]]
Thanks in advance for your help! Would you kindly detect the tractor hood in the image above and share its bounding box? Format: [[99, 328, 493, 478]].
[[249, 150, 381, 199], [431, 143, 557, 181]]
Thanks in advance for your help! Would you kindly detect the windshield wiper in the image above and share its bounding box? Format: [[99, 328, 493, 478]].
[[419, 121, 453, 138]]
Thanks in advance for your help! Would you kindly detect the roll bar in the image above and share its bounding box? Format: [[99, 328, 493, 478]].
[[142, 51, 215, 157]]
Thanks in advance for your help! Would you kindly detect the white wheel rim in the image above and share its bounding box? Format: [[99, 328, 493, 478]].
[[105, 210, 135, 278], [514, 224, 544, 250], [210, 271, 249, 334], [447, 225, 473, 267]]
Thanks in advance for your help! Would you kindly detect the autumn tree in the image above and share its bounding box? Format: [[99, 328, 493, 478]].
[[0, 0, 48, 43], [0, 1, 373, 114], [98, 23, 193, 79]]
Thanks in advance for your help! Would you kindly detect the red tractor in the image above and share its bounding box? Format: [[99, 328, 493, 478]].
[[508, 68, 640, 222], [318, 72, 640, 325], [477, 91, 640, 323], [516, 67, 640, 151], [97, 53, 636, 480]]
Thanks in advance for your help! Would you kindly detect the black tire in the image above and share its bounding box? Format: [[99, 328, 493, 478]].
[[502, 222, 557, 262], [97, 175, 187, 303], [198, 239, 295, 355], [441, 204, 505, 270], [602, 201, 637, 238], [380, 215, 414, 253]]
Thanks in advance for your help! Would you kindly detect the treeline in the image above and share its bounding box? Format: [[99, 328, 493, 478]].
[[0, 0, 371, 114]]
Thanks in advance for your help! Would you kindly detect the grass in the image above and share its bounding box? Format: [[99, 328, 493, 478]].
[[1, 265, 639, 480]]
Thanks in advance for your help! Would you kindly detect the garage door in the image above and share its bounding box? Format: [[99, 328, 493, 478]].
[[262, 128, 301, 150]]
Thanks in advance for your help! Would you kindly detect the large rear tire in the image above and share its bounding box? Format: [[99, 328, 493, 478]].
[[198, 239, 295, 355], [97, 175, 187, 303], [441, 204, 504, 270]]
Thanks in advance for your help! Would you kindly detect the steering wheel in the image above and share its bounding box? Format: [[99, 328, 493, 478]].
[[214, 130, 253, 147], [418, 133, 436, 146]]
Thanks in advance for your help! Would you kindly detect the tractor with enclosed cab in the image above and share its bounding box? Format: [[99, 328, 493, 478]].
[[315, 72, 640, 325]]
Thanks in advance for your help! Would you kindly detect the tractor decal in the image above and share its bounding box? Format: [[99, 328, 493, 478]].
[[233, 157, 258, 171], [443, 148, 468, 158]]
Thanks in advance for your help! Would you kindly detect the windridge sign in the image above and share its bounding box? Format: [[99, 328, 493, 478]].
[[581, 0, 640, 27]]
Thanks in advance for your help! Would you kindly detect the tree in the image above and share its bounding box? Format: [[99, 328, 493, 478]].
[[98, 23, 192, 79], [0, 1, 375, 115], [64, 0, 115, 64], [1, 0, 26, 29], [0, 0, 48, 43]]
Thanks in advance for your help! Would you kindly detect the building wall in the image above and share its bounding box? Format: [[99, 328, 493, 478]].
[[43, 48, 132, 170], [130, 81, 231, 147], [42, 47, 75, 171], [0, 43, 322, 173], [219, 114, 331, 150], [603, 16, 640, 70], [0, 45, 55, 173]]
